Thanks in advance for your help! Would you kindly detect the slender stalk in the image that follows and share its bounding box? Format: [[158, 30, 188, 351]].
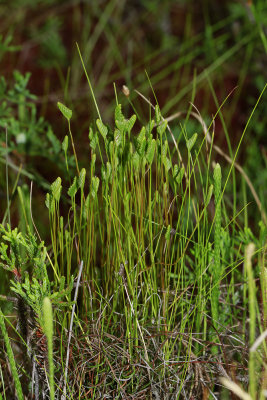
[[0, 308, 23, 400], [212, 163, 222, 330], [42, 297, 55, 400]]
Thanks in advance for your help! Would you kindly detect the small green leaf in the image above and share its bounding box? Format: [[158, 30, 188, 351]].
[[68, 177, 78, 198], [114, 128, 122, 146], [164, 157, 172, 172], [57, 102, 72, 121], [174, 166, 185, 184], [146, 139, 156, 165], [186, 133, 198, 152], [62, 135, 68, 152], [155, 105, 161, 124], [146, 120, 155, 134], [137, 127, 146, 148], [127, 114, 136, 132], [162, 140, 168, 159], [51, 177, 62, 202], [83, 195, 90, 219], [78, 168, 86, 190], [96, 119, 108, 139], [132, 152, 140, 169], [109, 141, 114, 156], [115, 120, 126, 133], [45, 193, 51, 209], [157, 120, 167, 136], [115, 104, 124, 123], [165, 225, 171, 241], [102, 162, 112, 182], [139, 137, 146, 157], [205, 184, 214, 206], [91, 176, 99, 199], [173, 164, 178, 179], [89, 127, 97, 150]]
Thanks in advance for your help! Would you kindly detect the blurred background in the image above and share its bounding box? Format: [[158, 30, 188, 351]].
[[0, 0, 266, 237]]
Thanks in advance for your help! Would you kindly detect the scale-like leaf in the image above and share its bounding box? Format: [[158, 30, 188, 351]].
[[91, 176, 100, 199], [62, 135, 68, 152], [146, 139, 156, 165], [127, 114, 136, 132], [114, 128, 122, 146], [157, 120, 167, 136], [146, 120, 155, 134], [186, 133, 198, 152], [132, 152, 140, 169], [155, 105, 161, 124], [164, 157, 172, 172], [137, 127, 146, 148], [68, 177, 78, 198], [51, 177, 62, 202], [57, 102, 72, 121], [162, 140, 168, 159], [115, 104, 124, 123], [173, 164, 178, 180], [175, 166, 185, 184], [96, 119, 108, 139], [165, 225, 171, 241], [205, 184, 214, 206], [89, 127, 97, 150], [78, 168, 86, 190]]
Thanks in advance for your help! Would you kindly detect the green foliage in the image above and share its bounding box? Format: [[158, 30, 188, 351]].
[[0, 224, 73, 320], [35, 16, 67, 68], [0, 71, 73, 187], [0, 34, 19, 62]]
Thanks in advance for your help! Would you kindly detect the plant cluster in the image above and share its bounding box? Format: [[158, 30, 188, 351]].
[[1, 100, 265, 398]]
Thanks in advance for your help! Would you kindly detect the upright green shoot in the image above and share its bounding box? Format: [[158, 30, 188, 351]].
[[0, 309, 23, 400], [211, 163, 222, 331], [42, 297, 55, 400]]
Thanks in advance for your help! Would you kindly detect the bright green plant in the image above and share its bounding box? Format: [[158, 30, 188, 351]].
[[0, 71, 75, 190], [0, 224, 73, 398]]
